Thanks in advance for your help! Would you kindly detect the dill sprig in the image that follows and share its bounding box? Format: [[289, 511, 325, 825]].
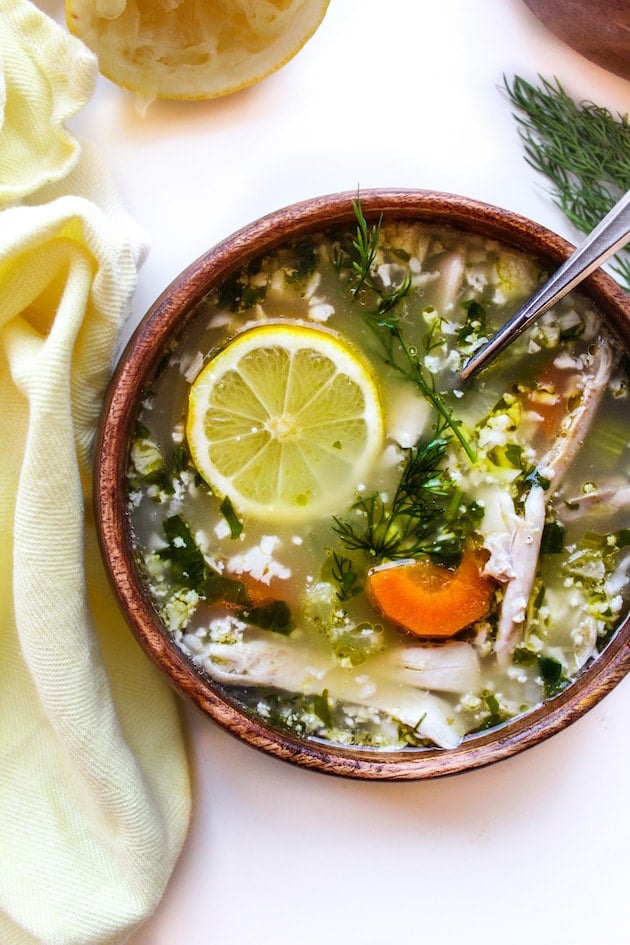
[[333, 434, 481, 565], [345, 197, 476, 462], [365, 305, 476, 462], [350, 197, 382, 297], [330, 551, 362, 601], [503, 74, 630, 291]]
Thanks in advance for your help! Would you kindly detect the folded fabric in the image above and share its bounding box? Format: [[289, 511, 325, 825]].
[[0, 0, 96, 207], [0, 4, 191, 945]]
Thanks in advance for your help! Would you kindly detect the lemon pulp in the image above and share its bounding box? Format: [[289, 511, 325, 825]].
[[66, 0, 330, 101], [186, 323, 384, 522]]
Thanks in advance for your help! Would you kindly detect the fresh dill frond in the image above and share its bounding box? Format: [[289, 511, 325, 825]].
[[333, 435, 481, 565], [345, 198, 476, 463], [503, 74, 630, 292], [365, 306, 476, 462], [330, 551, 362, 601], [350, 196, 382, 297], [375, 273, 413, 317]]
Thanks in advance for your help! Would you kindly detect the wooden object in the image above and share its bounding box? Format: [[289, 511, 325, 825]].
[[94, 189, 630, 780]]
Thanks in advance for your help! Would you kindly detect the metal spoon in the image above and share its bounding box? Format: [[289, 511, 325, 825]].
[[460, 189, 630, 381]]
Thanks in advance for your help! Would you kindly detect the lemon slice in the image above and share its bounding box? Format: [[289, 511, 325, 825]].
[[66, 0, 330, 102], [186, 323, 383, 522]]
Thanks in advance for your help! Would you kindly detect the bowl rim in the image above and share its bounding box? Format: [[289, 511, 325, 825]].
[[94, 187, 630, 780]]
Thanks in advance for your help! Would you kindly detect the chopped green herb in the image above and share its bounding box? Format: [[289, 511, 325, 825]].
[[220, 495, 244, 539], [512, 647, 537, 666], [285, 238, 318, 282], [333, 435, 481, 565], [423, 314, 447, 352], [313, 689, 333, 727], [349, 195, 382, 297], [205, 572, 250, 606], [457, 299, 487, 344], [538, 654, 568, 698], [523, 467, 551, 492], [476, 691, 512, 731], [364, 304, 475, 462], [238, 599, 294, 635], [241, 283, 266, 309], [559, 322, 585, 341], [331, 551, 362, 601], [134, 421, 151, 439], [334, 197, 476, 461], [218, 271, 266, 311], [157, 515, 207, 591], [540, 520, 565, 554]]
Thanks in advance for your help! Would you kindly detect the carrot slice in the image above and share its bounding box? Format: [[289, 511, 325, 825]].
[[367, 551, 495, 638]]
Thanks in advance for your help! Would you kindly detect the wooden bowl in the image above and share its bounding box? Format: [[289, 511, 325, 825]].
[[94, 189, 630, 780]]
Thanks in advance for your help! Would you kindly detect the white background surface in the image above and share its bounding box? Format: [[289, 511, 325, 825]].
[[49, 1, 630, 942]]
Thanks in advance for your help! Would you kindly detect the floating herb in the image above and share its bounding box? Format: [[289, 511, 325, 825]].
[[349, 196, 382, 297], [344, 197, 476, 462], [331, 551, 362, 601], [286, 237, 319, 282], [158, 515, 293, 631], [540, 520, 565, 555], [158, 515, 208, 591], [220, 495, 243, 539], [538, 654, 568, 698], [364, 304, 476, 462], [313, 689, 333, 727], [205, 571, 250, 606], [475, 691, 512, 731], [333, 435, 481, 565], [457, 299, 487, 345], [238, 599, 294, 635]]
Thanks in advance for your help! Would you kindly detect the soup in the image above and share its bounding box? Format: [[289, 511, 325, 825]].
[[126, 204, 630, 750]]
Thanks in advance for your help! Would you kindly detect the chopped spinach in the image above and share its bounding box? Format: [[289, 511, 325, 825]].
[[218, 270, 267, 311], [238, 600, 294, 635], [220, 495, 243, 539], [159, 515, 208, 591], [457, 299, 487, 344], [538, 654, 568, 698], [285, 238, 319, 282], [540, 520, 565, 554]]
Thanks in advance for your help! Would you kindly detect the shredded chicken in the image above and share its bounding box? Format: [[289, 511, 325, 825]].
[[538, 337, 616, 489], [199, 632, 479, 749], [484, 335, 618, 664], [558, 479, 630, 524], [491, 485, 546, 666]]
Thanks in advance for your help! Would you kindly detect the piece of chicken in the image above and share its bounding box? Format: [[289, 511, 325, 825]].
[[484, 335, 618, 664], [197, 631, 480, 749]]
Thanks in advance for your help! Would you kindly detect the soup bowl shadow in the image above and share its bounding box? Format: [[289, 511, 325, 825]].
[[94, 189, 630, 780]]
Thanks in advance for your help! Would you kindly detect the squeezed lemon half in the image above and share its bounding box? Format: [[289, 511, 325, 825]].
[[66, 0, 330, 101], [186, 323, 384, 522]]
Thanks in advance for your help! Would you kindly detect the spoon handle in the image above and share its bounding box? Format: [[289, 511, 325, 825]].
[[461, 189, 630, 380]]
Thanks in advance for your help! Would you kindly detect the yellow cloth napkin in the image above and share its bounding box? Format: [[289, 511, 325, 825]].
[[0, 3, 191, 944]]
